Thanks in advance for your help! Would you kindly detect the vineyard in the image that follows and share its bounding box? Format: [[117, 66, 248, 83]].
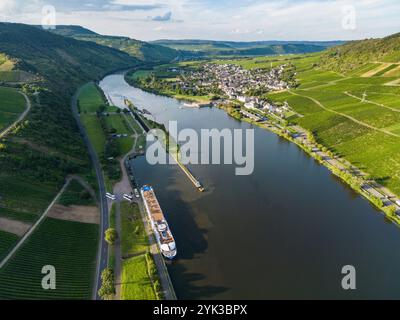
[[0, 218, 98, 299]]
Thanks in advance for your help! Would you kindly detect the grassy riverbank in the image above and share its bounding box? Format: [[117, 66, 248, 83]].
[[81, 82, 164, 300]]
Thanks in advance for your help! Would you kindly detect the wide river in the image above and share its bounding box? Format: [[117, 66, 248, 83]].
[[100, 73, 400, 299]]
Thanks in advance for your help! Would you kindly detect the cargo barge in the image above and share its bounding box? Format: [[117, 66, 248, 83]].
[[141, 185, 177, 259]]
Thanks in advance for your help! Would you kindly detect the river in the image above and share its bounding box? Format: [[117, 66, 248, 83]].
[[99, 73, 400, 300]]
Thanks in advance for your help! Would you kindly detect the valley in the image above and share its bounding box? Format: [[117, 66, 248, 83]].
[[1, 18, 400, 301]]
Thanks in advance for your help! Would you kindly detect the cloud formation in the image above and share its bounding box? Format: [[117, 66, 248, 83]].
[[1, 0, 400, 41], [152, 11, 172, 22]]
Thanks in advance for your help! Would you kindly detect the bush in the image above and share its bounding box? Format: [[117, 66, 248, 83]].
[[105, 228, 118, 245]]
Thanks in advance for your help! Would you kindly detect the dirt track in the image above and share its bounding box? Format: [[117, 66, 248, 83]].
[[0, 217, 32, 236], [48, 204, 100, 224]]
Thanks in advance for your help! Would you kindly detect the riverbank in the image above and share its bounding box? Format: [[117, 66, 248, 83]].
[[126, 70, 400, 224], [100, 72, 400, 299], [78, 80, 175, 300], [217, 103, 400, 225], [124, 71, 213, 104]]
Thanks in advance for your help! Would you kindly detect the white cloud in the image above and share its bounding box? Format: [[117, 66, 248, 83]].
[[2, 0, 400, 41]]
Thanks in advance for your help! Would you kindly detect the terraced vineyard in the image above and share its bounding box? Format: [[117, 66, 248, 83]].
[[268, 55, 400, 194], [0, 218, 98, 299], [0, 230, 19, 261]]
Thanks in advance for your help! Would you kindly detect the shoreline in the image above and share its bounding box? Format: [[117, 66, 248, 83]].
[[217, 106, 400, 226], [127, 79, 400, 226]]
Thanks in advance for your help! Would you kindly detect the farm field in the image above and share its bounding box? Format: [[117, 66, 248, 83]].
[[265, 55, 400, 194], [0, 176, 59, 215], [0, 87, 26, 132], [0, 218, 98, 299], [79, 83, 106, 113], [0, 207, 37, 223], [0, 176, 99, 300], [0, 230, 19, 261], [120, 254, 157, 300], [58, 179, 95, 207]]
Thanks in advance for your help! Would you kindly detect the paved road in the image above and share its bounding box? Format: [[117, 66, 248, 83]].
[[71, 85, 109, 300], [0, 90, 31, 139]]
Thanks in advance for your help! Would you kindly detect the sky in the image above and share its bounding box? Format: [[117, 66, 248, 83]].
[[0, 0, 399, 41]]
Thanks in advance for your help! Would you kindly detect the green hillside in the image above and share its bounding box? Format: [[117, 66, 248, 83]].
[[320, 33, 400, 74], [0, 23, 139, 90], [0, 23, 140, 299], [47, 25, 179, 63], [151, 39, 343, 57]]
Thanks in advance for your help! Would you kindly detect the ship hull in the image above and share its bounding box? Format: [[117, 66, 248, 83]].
[[141, 186, 177, 260]]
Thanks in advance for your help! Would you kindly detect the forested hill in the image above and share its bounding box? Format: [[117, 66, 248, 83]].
[[0, 23, 139, 91], [0, 23, 140, 226], [151, 39, 344, 57], [320, 32, 400, 74], [46, 25, 180, 64]]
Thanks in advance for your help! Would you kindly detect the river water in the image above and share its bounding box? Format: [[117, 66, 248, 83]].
[[100, 73, 400, 300]]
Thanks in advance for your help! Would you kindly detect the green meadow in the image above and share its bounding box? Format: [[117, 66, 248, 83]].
[[80, 114, 106, 156], [78, 83, 106, 113], [120, 254, 157, 300], [120, 202, 148, 257], [0, 87, 26, 131]]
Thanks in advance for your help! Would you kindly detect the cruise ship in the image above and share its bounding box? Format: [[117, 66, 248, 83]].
[[141, 185, 177, 259]]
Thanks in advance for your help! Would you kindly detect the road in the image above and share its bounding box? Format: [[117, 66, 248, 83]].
[[0, 90, 31, 139], [71, 85, 109, 300]]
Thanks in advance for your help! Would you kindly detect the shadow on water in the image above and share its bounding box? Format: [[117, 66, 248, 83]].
[[130, 156, 229, 298], [167, 263, 228, 300]]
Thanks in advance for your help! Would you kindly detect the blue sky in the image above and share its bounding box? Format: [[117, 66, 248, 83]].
[[1, 0, 400, 41]]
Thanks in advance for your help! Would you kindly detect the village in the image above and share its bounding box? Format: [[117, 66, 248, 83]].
[[169, 63, 297, 121]]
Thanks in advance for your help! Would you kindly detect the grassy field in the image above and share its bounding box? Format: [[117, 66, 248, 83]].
[[120, 254, 157, 300], [0, 87, 26, 131], [120, 202, 148, 257], [0, 218, 98, 299], [79, 83, 106, 113], [81, 114, 106, 156], [105, 114, 134, 156]]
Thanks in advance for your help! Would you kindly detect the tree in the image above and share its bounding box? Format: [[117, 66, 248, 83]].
[[105, 228, 118, 245], [98, 268, 115, 300], [387, 205, 397, 218]]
